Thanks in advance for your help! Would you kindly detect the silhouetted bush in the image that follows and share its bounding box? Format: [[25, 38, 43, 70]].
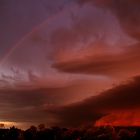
[[0, 125, 139, 140]]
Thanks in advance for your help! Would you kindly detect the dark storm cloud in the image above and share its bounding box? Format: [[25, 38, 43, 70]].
[[50, 3, 138, 77], [111, 0, 140, 40], [77, 0, 140, 40], [0, 88, 48, 108], [1, 1, 131, 71], [0, 87, 62, 122], [0, 86, 81, 109], [52, 43, 140, 76], [0, 0, 140, 128], [0, 81, 101, 123], [49, 76, 140, 127], [0, 87, 52, 122]]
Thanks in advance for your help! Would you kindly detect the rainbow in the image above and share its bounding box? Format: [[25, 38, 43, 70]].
[[0, 4, 74, 67]]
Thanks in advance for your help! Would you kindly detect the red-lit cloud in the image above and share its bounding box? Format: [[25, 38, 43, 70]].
[[49, 76, 140, 127], [0, 0, 140, 128], [95, 111, 140, 126], [53, 43, 140, 78]]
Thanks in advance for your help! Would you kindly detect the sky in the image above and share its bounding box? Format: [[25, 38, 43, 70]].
[[0, 0, 140, 129]]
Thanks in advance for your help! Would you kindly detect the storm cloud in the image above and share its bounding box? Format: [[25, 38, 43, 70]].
[[49, 76, 140, 127], [0, 0, 140, 128], [53, 43, 140, 77], [77, 0, 140, 40]]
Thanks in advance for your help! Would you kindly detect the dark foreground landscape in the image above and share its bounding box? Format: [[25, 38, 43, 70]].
[[0, 125, 140, 140]]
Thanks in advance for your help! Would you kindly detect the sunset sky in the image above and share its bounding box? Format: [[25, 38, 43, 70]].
[[0, 0, 140, 129]]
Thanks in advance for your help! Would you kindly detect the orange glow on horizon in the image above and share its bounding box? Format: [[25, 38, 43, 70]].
[[95, 111, 140, 127]]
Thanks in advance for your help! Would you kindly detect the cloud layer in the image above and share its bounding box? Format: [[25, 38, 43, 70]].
[[0, 0, 140, 128], [77, 0, 140, 40], [49, 76, 140, 127], [53, 43, 140, 78]]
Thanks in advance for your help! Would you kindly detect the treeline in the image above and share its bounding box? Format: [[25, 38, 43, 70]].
[[0, 125, 140, 140]]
